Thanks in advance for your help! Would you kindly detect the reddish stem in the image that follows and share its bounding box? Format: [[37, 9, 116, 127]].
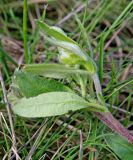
[[95, 112, 133, 144], [91, 73, 133, 144]]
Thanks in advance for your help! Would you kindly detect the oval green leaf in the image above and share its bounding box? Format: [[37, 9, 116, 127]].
[[105, 134, 133, 160], [12, 92, 107, 118], [12, 92, 90, 118]]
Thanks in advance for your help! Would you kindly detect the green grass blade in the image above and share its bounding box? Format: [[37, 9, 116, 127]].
[[23, 0, 29, 63]]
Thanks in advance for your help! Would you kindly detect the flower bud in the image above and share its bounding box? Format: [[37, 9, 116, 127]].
[[37, 21, 97, 74]]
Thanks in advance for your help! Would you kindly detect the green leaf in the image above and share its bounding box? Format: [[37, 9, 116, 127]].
[[12, 92, 107, 118], [36, 20, 76, 44], [13, 70, 71, 98], [23, 63, 90, 79], [12, 92, 88, 117], [105, 134, 133, 160]]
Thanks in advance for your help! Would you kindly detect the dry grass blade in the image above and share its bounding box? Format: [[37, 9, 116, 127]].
[[79, 130, 83, 160], [57, 3, 86, 26], [0, 70, 19, 159], [25, 118, 48, 160]]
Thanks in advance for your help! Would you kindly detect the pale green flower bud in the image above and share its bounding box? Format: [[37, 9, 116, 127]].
[[38, 21, 97, 74]]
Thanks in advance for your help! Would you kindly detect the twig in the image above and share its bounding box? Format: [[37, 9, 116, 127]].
[[0, 70, 19, 159], [104, 24, 124, 50]]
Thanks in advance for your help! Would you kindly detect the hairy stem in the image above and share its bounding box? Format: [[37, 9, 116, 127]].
[[78, 76, 86, 98], [92, 73, 133, 144], [95, 112, 133, 144], [91, 73, 102, 98]]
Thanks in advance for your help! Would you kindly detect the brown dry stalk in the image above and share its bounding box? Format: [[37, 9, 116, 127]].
[[0, 70, 19, 159]]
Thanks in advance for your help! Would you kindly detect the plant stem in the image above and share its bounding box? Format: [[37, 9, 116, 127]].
[[95, 112, 133, 144], [91, 73, 102, 97], [92, 73, 133, 144], [78, 76, 86, 98], [23, 0, 29, 63]]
